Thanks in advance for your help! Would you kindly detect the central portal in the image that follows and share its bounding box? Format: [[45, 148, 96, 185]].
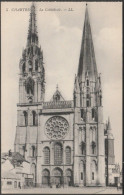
[[52, 167, 63, 186], [54, 176, 61, 185]]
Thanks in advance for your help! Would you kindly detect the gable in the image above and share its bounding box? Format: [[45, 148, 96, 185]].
[[50, 90, 65, 102]]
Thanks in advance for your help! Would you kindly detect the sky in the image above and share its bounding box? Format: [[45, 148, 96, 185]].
[[1, 2, 122, 168]]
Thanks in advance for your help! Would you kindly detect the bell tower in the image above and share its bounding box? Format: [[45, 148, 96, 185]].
[[73, 5, 105, 186], [19, 3, 45, 104], [14, 3, 45, 168]]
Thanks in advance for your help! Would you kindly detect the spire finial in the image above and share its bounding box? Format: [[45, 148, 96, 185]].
[[27, 3, 38, 46], [56, 84, 58, 90], [108, 117, 111, 130], [77, 2, 98, 83]]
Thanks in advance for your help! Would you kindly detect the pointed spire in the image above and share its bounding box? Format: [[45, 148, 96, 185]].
[[105, 120, 108, 130], [74, 75, 77, 92], [108, 117, 111, 130], [77, 5, 98, 83], [56, 84, 58, 91], [74, 75, 80, 93], [74, 74, 76, 85], [107, 117, 114, 139], [27, 3, 38, 46]]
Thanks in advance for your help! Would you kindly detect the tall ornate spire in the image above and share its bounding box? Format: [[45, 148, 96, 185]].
[[19, 3, 45, 103], [77, 5, 98, 83], [27, 3, 38, 46]]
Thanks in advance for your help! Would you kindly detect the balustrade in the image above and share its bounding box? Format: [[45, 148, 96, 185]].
[[43, 101, 73, 109]]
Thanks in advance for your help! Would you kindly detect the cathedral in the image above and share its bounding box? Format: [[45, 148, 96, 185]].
[[14, 3, 115, 187]]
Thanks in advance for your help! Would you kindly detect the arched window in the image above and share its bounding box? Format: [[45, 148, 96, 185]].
[[31, 146, 36, 157], [82, 129, 86, 143], [65, 146, 71, 164], [91, 161, 97, 183], [32, 111, 36, 126], [22, 62, 25, 73], [81, 109, 84, 119], [86, 98, 90, 107], [29, 60, 32, 72], [26, 77, 34, 95], [87, 79, 89, 86], [32, 34, 36, 43], [35, 60, 38, 71], [54, 143, 63, 165], [81, 172, 83, 180], [86, 100, 89, 107], [90, 127, 96, 154], [23, 111, 28, 126], [81, 141, 86, 155], [91, 141, 96, 154], [87, 94, 90, 99], [92, 108, 95, 120], [86, 94, 90, 107], [44, 147, 50, 164], [80, 160, 85, 183], [92, 172, 94, 180], [22, 145, 25, 157], [35, 47, 37, 54]]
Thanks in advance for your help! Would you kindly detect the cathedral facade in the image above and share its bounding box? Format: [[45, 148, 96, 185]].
[[14, 4, 115, 187]]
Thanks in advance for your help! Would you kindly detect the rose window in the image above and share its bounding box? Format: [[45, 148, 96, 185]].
[[45, 116, 69, 140]]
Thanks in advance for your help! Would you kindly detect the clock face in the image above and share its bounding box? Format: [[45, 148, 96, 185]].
[[45, 116, 69, 140]]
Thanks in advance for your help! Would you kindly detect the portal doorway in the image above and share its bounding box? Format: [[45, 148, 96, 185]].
[[52, 167, 63, 186], [42, 169, 50, 186], [65, 169, 73, 186], [114, 177, 119, 187]]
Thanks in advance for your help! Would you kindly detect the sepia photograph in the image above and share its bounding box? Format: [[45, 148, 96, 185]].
[[1, 1, 122, 194]]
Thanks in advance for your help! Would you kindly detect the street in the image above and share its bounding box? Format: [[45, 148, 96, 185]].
[[2, 186, 122, 194]]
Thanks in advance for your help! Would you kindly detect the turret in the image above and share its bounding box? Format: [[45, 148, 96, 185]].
[[74, 75, 80, 107], [106, 117, 115, 164]]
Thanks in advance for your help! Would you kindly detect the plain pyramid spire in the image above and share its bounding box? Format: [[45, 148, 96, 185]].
[[77, 5, 98, 83]]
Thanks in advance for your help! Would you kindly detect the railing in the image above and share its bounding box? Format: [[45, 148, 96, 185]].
[[17, 102, 42, 106], [43, 100, 74, 109]]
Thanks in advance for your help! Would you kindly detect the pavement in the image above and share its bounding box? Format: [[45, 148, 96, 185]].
[[2, 187, 123, 194]]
